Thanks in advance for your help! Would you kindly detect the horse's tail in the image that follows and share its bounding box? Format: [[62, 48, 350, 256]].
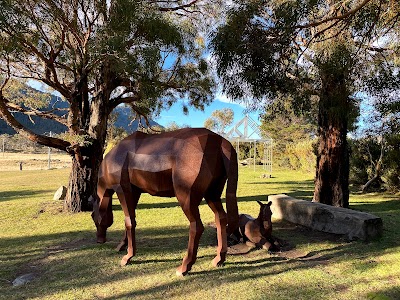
[[223, 140, 239, 236]]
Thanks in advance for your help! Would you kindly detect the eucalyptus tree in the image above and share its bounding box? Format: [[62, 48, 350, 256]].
[[204, 108, 234, 134], [0, 0, 216, 212], [211, 0, 400, 207]]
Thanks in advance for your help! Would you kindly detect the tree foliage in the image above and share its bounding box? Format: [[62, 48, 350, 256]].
[[261, 111, 316, 170], [211, 0, 400, 206], [203, 107, 234, 134], [0, 0, 216, 211]]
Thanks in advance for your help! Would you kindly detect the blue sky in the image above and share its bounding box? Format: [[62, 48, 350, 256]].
[[155, 95, 261, 129], [27, 80, 261, 130]]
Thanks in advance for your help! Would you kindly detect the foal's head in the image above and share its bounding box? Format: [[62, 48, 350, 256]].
[[256, 200, 273, 236]]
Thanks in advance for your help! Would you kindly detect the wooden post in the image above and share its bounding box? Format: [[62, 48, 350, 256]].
[[48, 131, 52, 169], [253, 141, 256, 172]]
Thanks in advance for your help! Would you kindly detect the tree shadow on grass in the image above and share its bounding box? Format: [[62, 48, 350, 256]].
[[247, 179, 314, 187], [350, 199, 400, 215], [0, 190, 50, 202], [2, 213, 400, 300]]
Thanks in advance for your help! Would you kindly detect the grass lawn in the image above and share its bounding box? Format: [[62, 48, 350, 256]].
[[0, 166, 399, 299]]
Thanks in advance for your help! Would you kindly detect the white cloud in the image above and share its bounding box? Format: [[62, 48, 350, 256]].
[[215, 91, 247, 108]]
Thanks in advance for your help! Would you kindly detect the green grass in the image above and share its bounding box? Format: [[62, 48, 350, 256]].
[[0, 167, 399, 299]]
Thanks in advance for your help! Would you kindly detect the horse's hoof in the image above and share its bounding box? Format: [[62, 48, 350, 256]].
[[176, 266, 190, 276], [120, 255, 133, 266], [245, 241, 256, 248], [212, 254, 226, 267]]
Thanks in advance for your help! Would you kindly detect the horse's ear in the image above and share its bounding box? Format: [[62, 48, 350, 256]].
[[257, 200, 263, 206], [267, 201, 272, 207]]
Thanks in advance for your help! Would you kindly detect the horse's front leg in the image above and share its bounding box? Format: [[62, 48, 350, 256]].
[[115, 184, 140, 266], [176, 195, 204, 276], [207, 200, 228, 267]]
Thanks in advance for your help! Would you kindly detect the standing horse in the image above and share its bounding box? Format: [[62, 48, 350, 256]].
[[91, 128, 239, 276], [239, 199, 280, 251]]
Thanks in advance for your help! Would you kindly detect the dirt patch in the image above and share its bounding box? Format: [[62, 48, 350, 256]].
[[33, 201, 64, 218]]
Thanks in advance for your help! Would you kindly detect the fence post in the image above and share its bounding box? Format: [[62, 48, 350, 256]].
[[48, 131, 52, 169]]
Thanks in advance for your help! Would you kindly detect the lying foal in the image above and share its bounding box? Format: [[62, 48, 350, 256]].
[[238, 200, 280, 251]]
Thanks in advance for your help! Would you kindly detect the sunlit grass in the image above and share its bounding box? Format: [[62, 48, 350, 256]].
[[0, 166, 399, 299]]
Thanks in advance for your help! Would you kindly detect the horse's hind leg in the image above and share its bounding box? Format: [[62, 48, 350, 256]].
[[205, 178, 229, 267], [115, 184, 140, 266], [206, 199, 228, 267], [176, 191, 204, 276]]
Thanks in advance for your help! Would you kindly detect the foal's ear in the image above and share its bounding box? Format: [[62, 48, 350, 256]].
[[257, 200, 264, 206]]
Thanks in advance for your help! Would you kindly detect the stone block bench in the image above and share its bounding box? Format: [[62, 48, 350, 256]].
[[269, 194, 383, 241]]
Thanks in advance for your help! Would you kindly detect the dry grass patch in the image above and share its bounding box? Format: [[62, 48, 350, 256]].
[[0, 152, 71, 171]]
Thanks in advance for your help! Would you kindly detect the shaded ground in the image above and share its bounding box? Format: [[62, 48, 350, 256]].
[[208, 219, 346, 260]]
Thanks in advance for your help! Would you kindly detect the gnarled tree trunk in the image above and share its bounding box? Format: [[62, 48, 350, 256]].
[[63, 81, 110, 212], [64, 142, 104, 212]]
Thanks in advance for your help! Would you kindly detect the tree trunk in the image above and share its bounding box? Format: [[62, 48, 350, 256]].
[[63, 82, 110, 212], [313, 117, 350, 207], [362, 140, 384, 193], [64, 141, 104, 212], [313, 65, 351, 208]]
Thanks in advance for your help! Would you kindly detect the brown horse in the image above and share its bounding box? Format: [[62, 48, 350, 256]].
[[91, 128, 239, 276], [238, 199, 280, 251]]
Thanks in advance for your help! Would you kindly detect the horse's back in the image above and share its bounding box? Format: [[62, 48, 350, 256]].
[[99, 128, 231, 193]]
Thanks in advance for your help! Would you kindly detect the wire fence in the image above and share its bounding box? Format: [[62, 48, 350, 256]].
[[0, 134, 71, 171]]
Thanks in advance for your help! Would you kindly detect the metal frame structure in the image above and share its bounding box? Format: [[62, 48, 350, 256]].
[[224, 115, 273, 173]]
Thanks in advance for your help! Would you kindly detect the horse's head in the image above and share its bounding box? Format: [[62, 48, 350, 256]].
[[91, 195, 100, 227], [257, 200, 273, 237], [90, 195, 109, 243]]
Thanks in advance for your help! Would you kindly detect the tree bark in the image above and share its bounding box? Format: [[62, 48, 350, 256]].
[[313, 70, 350, 208], [313, 117, 350, 207], [64, 141, 104, 212], [63, 78, 110, 212]]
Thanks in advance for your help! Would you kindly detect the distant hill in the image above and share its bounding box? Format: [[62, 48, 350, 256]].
[[112, 106, 163, 132], [0, 96, 163, 135]]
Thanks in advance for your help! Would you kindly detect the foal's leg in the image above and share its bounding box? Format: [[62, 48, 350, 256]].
[[115, 184, 140, 266], [206, 200, 228, 267], [176, 192, 204, 276]]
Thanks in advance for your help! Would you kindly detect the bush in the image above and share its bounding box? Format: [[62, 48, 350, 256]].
[[285, 139, 316, 172], [350, 135, 400, 193]]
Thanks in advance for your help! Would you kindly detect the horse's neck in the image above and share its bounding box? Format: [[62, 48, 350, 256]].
[[256, 212, 270, 236], [255, 213, 263, 227]]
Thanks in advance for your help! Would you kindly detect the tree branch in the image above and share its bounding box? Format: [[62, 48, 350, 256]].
[[5, 102, 68, 126], [156, 0, 201, 12], [0, 92, 71, 152], [297, 0, 372, 29]]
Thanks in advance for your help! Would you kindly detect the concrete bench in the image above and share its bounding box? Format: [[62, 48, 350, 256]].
[[269, 194, 383, 241]]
